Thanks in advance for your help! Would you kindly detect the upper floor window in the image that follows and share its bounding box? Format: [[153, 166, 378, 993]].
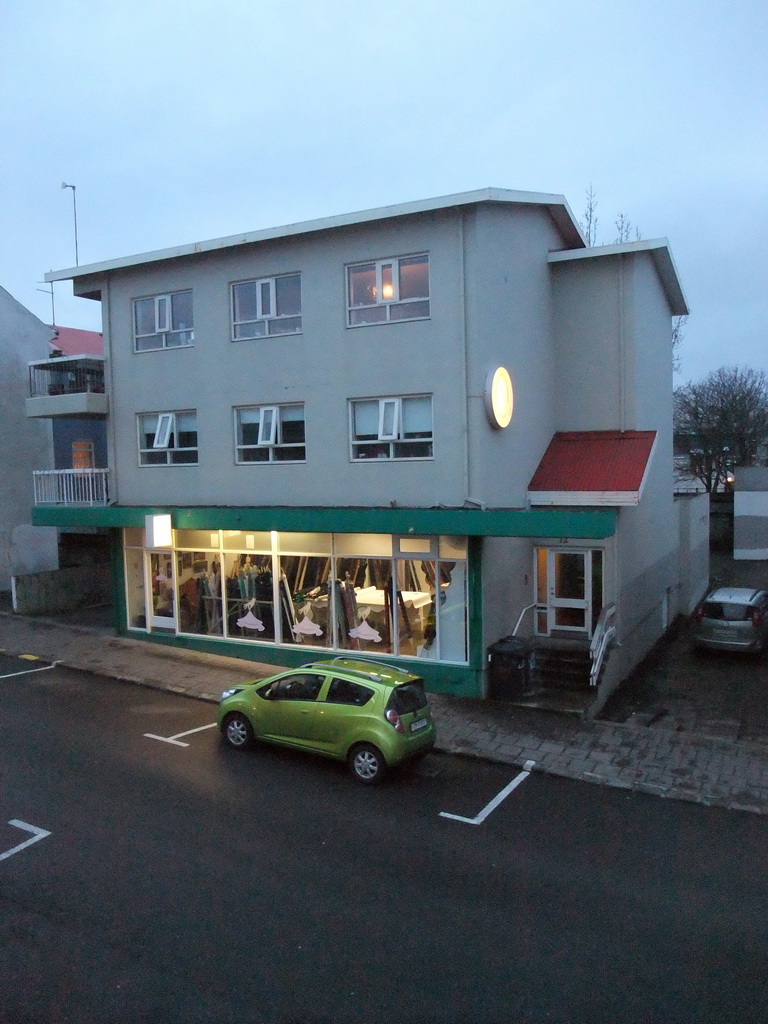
[[133, 291, 194, 351], [350, 395, 433, 460], [347, 255, 430, 326], [235, 403, 306, 463], [138, 410, 198, 465], [231, 274, 302, 340]]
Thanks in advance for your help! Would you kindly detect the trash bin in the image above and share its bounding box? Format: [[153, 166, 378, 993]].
[[487, 636, 532, 698]]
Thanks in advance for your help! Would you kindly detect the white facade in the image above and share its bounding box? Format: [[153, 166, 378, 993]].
[[734, 468, 768, 559]]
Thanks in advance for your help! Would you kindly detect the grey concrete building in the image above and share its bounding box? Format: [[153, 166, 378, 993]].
[[0, 286, 59, 591], [37, 188, 695, 709]]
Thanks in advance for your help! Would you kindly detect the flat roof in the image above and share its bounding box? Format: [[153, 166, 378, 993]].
[[45, 187, 585, 283]]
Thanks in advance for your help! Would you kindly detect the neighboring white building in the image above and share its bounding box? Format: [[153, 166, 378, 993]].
[[37, 188, 695, 709], [733, 467, 768, 560], [0, 286, 59, 591]]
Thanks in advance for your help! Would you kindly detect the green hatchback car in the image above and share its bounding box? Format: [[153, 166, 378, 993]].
[[217, 657, 436, 784]]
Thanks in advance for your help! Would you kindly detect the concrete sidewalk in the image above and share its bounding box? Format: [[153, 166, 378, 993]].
[[2, 608, 768, 815]]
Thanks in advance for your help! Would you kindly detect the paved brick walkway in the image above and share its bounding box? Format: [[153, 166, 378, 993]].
[[3, 609, 768, 815]]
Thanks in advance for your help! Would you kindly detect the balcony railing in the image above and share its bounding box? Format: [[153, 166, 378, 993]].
[[28, 356, 105, 397], [33, 469, 110, 507]]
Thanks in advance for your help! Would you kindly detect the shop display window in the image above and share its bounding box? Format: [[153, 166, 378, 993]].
[[123, 530, 469, 663], [335, 556, 394, 655], [176, 529, 220, 550], [221, 531, 272, 552], [176, 552, 224, 637], [224, 553, 277, 642], [434, 560, 468, 662], [334, 533, 392, 557], [278, 532, 332, 555], [278, 554, 333, 648], [124, 548, 147, 629]]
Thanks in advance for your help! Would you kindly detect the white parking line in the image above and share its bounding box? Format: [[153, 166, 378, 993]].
[[439, 760, 536, 825], [144, 722, 218, 747], [0, 820, 52, 862], [0, 661, 61, 681]]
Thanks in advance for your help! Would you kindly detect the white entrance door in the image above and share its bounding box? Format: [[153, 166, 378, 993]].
[[148, 550, 176, 630], [535, 548, 597, 636]]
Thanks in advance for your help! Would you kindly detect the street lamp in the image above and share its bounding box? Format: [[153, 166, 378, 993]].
[[61, 182, 79, 266]]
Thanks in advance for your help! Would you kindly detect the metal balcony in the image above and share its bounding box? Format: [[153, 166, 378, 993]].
[[26, 355, 108, 418], [33, 469, 110, 507]]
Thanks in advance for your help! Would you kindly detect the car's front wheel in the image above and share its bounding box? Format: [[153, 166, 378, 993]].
[[222, 712, 255, 750], [348, 743, 387, 785]]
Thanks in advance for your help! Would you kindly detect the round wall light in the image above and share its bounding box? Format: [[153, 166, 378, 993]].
[[485, 367, 514, 428]]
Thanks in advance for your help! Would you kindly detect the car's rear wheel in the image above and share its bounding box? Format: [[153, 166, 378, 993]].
[[222, 712, 255, 750], [348, 743, 386, 785]]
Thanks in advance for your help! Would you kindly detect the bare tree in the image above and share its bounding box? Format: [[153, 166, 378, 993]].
[[671, 314, 688, 373], [674, 366, 768, 491], [614, 212, 642, 243], [580, 184, 598, 246]]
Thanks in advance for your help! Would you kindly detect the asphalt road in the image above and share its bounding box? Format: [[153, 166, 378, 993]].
[[2, 654, 768, 1024]]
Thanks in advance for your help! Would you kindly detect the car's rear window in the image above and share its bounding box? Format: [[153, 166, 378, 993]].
[[387, 681, 428, 714], [702, 601, 752, 622]]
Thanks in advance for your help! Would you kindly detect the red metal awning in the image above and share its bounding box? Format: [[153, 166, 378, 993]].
[[528, 430, 657, 507]]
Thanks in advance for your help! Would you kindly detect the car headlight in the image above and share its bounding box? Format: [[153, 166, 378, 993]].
[[220, 687, 243, 701]]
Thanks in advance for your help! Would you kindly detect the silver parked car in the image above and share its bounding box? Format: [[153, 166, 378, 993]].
[[691, 587, 768, 653]]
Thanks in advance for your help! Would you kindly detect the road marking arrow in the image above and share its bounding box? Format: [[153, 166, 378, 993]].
[[0, 820, 52, 862]]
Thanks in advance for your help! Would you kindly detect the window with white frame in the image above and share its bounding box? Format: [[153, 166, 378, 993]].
[[138, 411, 198, 465], [235, 404, 306, 462], [133, 291, 194, 351], [231, 274, 302, 340], [350, 395, 433, 460], [347, 255, 429, 326]]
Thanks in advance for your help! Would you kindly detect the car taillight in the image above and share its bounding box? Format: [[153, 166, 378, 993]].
[[752, 608, 764, 627], [385, 709, 404, 733]]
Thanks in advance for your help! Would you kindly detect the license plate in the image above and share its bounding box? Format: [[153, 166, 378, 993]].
[[410, 718, 428, 732]]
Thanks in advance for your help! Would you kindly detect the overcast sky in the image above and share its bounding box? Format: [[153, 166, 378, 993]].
[[2, 0, 766, 383]]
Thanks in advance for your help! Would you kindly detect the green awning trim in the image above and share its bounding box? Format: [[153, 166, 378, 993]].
[[32, 504, 616, 538]]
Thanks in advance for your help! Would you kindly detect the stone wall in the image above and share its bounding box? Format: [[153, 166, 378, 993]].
[[11, 564, 111, 615]]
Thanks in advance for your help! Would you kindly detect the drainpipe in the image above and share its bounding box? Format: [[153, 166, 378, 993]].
[[618, 255, 627, 431], [105, 278, 117, 504], [615, 256, 627, 642], [459, 213, 471, 500]]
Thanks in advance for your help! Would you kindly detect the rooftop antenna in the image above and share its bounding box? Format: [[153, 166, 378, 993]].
[[37, 281, 56, 327], [61, 181, 79, 265]]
